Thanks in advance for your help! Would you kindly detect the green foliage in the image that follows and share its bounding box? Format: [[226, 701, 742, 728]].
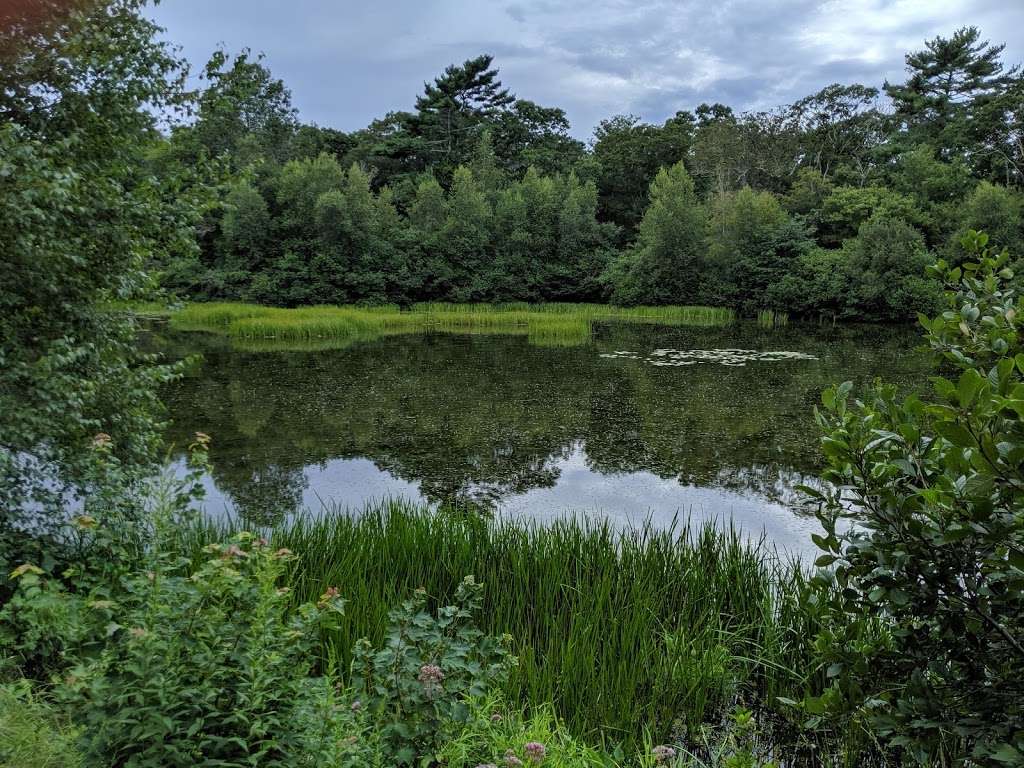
[[591, 113, 694, 237], [1, 510, 351, 766], [815, 185, 922, 247], [351, 576, 515, 764], [842, 217, 942, 321], [706, 187, 813, 311], [805, 230, 1024, 764], [0, 681, 83, 768], [0, 0, 200, 539], [183, 503, 831, 749], [182, 48, 297, 166], [438, 694, 610, 767], [885, 27, 1023, 184], [606, 163, 709, 305], [952, 182, 1024, 261]]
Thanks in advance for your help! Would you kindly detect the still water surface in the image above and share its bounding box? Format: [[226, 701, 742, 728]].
[[152, 321, 928, 555]]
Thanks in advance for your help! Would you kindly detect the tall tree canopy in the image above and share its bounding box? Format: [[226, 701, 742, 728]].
[[885, 26, 1023, 182]]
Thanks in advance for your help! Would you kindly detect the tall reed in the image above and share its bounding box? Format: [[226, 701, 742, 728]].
[[169, 301, 735, 349], [757, 309, 790, 329], [179, 500, 831, 746]]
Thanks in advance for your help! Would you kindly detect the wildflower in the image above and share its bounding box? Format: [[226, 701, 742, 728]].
[[91, 433, 112, 449], [222, 544, 246, 559], [350, 699, 362, 712], [524, 742, 546, 763], [10, 563, 44, 579], [73, 514, 97, 529], [504, 749, 523, 767], [192, 431, 211, 446], [274, 547, 293, 558], [256, 537, 269, 547], [417, 663, 444, 686], [276, 586, 290, 596], [652, 745, 677, 763]]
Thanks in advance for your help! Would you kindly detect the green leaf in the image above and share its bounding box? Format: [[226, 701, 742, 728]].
[[934, 421, 975, 447], [990, 744, 1023, 764]]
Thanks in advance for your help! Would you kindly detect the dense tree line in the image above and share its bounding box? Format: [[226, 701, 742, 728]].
[[156, 29, 1024, 321]]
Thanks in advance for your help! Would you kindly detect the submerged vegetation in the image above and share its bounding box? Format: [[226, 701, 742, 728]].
[[169, 300, 735, 348]]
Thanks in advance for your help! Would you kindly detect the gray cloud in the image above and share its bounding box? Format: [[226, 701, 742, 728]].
[[149, 0, 1024, 139]]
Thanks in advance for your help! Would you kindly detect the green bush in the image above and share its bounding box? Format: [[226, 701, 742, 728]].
[[803, 230, 1024, 765], [842, 217, 942, 321], [351, 575, 515, 765], [438, 693, 609, 767], [2, 522, 349, 767]]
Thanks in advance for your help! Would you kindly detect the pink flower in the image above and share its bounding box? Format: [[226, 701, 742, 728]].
[[524, 742, 546, 763], [504, 749, 523, 767], [653, 745, 677, 763], [417, 663, 445, 686]]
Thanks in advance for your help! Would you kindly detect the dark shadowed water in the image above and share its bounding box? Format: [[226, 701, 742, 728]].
[[149, 320, 928, 555]]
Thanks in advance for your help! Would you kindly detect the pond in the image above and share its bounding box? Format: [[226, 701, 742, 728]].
[[151, 320, 929, 556]]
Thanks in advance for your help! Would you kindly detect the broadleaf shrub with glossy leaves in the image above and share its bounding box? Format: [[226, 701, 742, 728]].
[[802, 230, 1024, 765]]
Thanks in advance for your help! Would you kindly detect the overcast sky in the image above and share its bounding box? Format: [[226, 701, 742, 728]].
[[149, 0, 1024, 140]]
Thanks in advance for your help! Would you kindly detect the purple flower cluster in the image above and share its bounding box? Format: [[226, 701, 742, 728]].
[[652, 744, 677, 763], [417, 663, 445, 686], [524, 742, 546, 763]]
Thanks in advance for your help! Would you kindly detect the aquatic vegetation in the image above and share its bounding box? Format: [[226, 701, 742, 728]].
[[600, 348, 819, 367], [179, 500, 835, 747], [168, 301, 735, 350], [757, 310, 789, 328]]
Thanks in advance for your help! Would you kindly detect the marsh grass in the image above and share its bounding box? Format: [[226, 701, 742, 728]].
[[757, 310, 790, 329], [180, 500, 831, 747], [169, 301, 735, 349]]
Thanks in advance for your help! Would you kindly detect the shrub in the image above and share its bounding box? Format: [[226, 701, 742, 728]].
[[2, 522, 348, 767], [351, 575, 515, 765], [803, 230, 1024, 765], [438, 693, 608, 767], [842, 216, 942, 321]]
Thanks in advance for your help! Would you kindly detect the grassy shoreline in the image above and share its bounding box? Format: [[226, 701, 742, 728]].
[[165, 301, 736, 348], [179, 500, 839, 751]]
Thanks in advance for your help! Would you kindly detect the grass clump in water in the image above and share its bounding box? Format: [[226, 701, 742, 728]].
[[757, 309, 789, 329], [169, 301, 735, 349]]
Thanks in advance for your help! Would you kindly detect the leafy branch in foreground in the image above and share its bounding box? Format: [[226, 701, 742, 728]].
[[801, 230, 1024, 765]]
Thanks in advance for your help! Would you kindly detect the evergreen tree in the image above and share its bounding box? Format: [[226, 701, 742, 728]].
[[604, 163, 708, 305], [441, 167, 493, 301], [408, 54, 514, 175], [885, 27, 1021, 179]]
